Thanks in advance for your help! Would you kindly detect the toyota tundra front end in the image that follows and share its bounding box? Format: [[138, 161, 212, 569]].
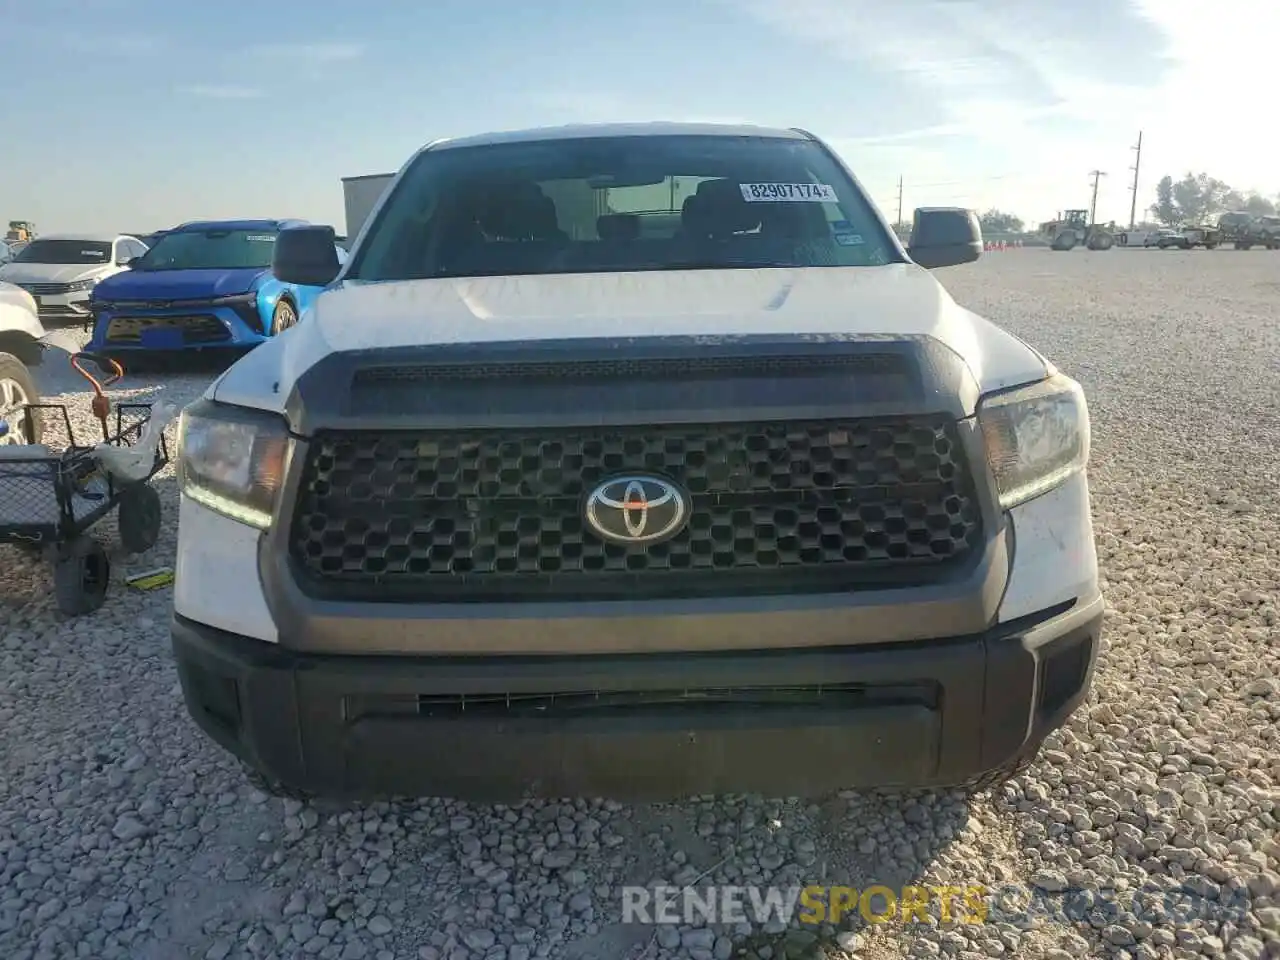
[[169, 123, 1103, 800]]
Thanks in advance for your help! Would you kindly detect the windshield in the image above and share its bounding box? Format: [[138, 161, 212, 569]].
[[350, 134, 898, 281], [13, 239, 112, 265], [135, 228, 279, 271]]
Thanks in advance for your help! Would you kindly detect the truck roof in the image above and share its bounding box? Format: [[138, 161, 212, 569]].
[[427, 121, 811, 152]]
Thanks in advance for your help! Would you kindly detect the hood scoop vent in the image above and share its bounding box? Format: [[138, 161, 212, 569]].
[[351, 352, 908, 385]]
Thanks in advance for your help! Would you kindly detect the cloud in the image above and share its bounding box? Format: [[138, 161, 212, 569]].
[[177, 84, 264, 100], [246, 41, 365, 63], [724, 0, 1167, 141]]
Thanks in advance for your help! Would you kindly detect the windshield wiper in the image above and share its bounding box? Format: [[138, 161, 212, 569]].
[[648, 260, 800, 271]]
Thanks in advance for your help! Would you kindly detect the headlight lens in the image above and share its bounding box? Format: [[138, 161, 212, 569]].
[[67, 277, 99, 292], [177, 400, 291, 528], [977, 373, 1089, 509]]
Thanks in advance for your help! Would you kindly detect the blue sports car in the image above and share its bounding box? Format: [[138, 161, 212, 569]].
[[87, 219, 346, 356]]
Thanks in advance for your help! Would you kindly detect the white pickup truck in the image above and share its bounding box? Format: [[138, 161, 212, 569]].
[[171, 122, 1103, 801]]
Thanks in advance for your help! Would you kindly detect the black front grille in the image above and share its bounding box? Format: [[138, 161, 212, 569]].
[[105, 314, 230, 343], [289, 417, 984, 602], [19, 282, 71, 296], [348, 682, 940, 721]]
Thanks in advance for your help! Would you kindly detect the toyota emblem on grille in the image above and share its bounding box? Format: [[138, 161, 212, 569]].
[[584, 475, 688, 545]]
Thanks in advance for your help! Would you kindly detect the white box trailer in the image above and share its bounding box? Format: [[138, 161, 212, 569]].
[[341, 173, 395, 248]]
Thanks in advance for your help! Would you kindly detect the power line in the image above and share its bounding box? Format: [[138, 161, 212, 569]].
[[1128, 131, 1143, 230]]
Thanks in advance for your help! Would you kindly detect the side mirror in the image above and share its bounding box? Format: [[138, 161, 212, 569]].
[[907, 207, 982, 269], [273, 225, 341, 287]]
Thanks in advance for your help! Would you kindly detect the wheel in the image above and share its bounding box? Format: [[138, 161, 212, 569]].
[[0, 352, 41, 446], [117, 483, 162, 554], [241, 762, 313, 801], [1206, 242, 1219, 249], [964, 748, 1039, 792], [52, 537, 111, 616], [270, 298, 297, 335]]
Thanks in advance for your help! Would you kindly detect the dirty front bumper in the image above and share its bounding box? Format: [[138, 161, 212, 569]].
[[171, 594, 1103, 802]]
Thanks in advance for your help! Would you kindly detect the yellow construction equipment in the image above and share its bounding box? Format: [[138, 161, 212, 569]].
[[4, 221, 35, 244]]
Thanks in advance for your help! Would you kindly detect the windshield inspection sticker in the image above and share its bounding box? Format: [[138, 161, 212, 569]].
[[830, 220, 864, 245], [740, 182, 837, 202]]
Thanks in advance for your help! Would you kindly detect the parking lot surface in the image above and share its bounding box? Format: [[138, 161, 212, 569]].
[[1, 249, 1277, 960]]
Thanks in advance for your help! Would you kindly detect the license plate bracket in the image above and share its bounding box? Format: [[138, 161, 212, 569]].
[[139, 327, 184, 349]]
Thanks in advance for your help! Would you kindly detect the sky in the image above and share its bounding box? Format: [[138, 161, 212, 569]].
[[2, 0, 1277, 236]]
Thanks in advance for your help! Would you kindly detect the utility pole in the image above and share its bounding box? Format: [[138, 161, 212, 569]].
[[1088, 170, 1106, 227], [896, 175, 904, 229], [1128, 132, 1143, 229]]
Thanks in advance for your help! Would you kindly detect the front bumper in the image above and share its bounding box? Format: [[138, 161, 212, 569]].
[[171, 593, 1103, 801], [88, 304, 267, 352], [23, 290, 92, 324]]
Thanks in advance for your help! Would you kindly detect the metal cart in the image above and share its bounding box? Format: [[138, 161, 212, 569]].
[[0, 352, 169, 615]]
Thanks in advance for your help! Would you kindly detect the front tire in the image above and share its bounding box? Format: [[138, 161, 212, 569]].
[[270, 299, 298, 336], [0, 353, 41, 445], [241, 762, 313, 801], [964, 747, 1039, 792], [53, 537, 111, 617]]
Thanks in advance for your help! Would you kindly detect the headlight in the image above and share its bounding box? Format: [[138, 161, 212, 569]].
[[67, 277, 99, 292], [976, 373, 1089, 509], [177, 400, 291, 529]]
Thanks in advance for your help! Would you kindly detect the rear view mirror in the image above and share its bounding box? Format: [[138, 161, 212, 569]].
[[273, 225, 341, 287], [907, 207, 982, 269]]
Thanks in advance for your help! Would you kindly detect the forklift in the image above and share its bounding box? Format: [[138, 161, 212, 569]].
[[1040, 210, 1114, 251]]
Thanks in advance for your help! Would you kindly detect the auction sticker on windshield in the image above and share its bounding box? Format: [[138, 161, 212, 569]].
[[740, 183, 837, 202]]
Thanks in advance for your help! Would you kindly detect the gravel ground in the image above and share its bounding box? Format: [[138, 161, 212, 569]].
[[1, 249, 1277, 960]]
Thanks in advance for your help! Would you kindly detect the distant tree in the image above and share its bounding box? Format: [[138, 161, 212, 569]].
[[1172, 173, 1230, 224], [978, 209, 1024, 233], [1243, 193, 1277, 216], [1150, 176, 1178, 225]]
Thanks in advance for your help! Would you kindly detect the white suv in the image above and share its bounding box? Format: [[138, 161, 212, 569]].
[[0, 233, 147, 324], [171, 122, 1102, 802]]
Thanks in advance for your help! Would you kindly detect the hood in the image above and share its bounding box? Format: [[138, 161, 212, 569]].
[[94, 267, 265, 302], [0, 262, 116, 284], [212, 265, 1050, 412]]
